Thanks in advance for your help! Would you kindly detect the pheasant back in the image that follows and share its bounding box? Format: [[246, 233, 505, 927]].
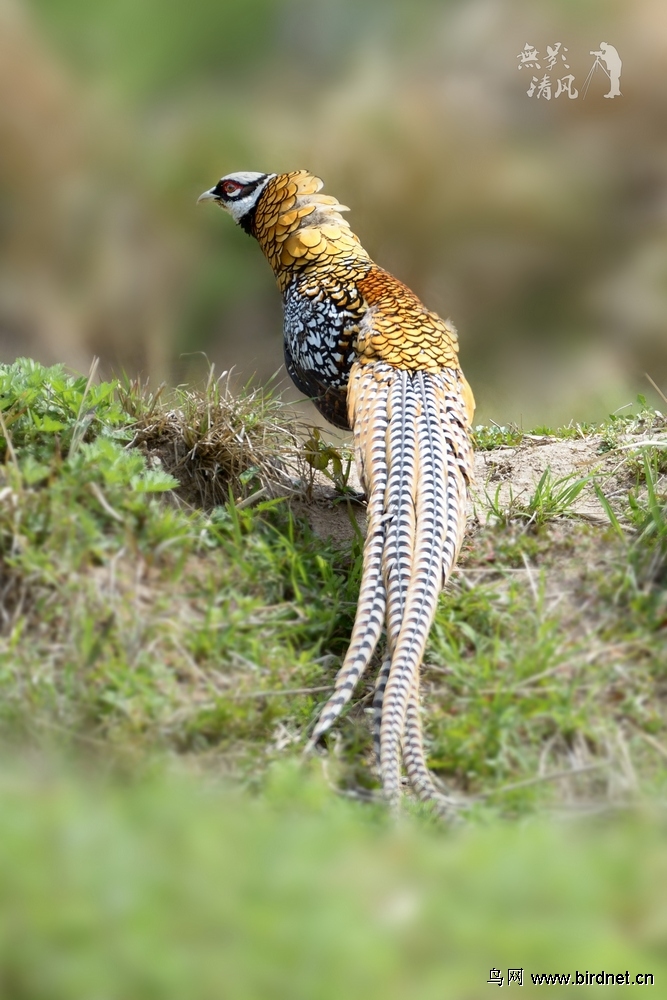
[[199, 168, 475, 811]]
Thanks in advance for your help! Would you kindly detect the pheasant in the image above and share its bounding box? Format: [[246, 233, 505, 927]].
[[198, 170, 475, 811]]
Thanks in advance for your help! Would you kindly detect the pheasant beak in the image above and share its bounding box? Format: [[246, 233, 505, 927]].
[[197, 187, 218, 204]]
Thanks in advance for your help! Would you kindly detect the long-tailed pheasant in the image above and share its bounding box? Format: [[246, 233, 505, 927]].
[[198, 170, 475, 811]]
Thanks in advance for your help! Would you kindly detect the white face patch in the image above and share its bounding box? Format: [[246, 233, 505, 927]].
[[198, 172, 276, 225]]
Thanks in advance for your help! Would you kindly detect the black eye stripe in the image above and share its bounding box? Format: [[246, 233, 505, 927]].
[[214, 174, 268, 201], [213, 181, 242, 199]]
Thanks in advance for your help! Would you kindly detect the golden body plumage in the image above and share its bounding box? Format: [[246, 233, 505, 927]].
[[199, 169, 475, 811]]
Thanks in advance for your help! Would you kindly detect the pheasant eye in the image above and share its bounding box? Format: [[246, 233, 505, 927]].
[[222, 180, 243, 197]]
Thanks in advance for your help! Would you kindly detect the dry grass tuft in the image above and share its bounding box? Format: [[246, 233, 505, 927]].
[[122, 368, 309, 509]]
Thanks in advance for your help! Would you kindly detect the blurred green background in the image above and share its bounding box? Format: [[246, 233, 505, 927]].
[[1, 758, 666, 999], [1, 0, 666, 424]]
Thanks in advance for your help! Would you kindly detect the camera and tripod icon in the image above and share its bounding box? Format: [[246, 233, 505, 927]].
[[583, 43, 622, 99]]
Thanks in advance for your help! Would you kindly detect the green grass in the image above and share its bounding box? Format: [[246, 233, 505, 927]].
[[1, 359, 667, 995], [0, 358, 666, 816], [471, 422, 524, 450], [0, 359, 360, 783], [479, 469, 592, 530]]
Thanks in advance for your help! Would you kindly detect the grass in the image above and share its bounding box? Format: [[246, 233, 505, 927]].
[[0, 359, 360, 783], [1, 358, 667, 996], [0, 357, 666, 815], [471, 422, 524, 450], [479, 469, 592, 530], [122, 366, 309, 508]]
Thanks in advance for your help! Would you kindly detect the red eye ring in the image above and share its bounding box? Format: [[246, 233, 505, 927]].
[[223, 180, 242, 196]]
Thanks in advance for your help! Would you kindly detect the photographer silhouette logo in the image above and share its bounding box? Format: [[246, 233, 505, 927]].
[[584, 43, 622, 99]]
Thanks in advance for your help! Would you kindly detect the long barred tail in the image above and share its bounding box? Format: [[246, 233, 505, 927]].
[[308, 360, 473, 810], [305, 365, 391, 749]]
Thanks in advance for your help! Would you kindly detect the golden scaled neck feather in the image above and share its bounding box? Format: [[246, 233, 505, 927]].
[[251, 171, 370, 291]]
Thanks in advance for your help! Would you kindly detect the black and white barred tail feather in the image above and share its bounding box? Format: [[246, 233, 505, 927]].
[[308, 360, 472, 810], [372, 655, 391, 762], [377, 668, 456, 812], [379, 371, 448, 803], [305, 367, 391, 748], [403, 682, 459, 812]]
